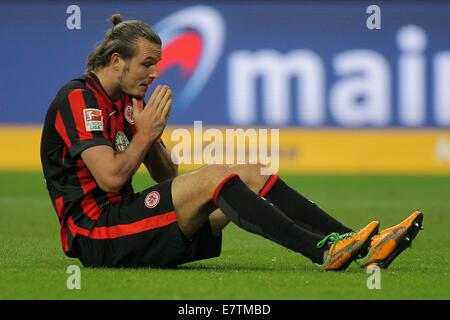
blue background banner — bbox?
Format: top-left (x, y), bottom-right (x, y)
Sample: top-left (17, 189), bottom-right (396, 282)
top-left (2, 1), bottom-right (450, 127)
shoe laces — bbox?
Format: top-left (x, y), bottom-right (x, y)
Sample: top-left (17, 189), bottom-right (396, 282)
top-left (317, 231), bottom-right (355, 250)
top-left (315, 232), bottom-right (355, 268)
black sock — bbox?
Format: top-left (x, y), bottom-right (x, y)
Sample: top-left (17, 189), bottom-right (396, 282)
top-left (213, 174), bottom-right (326, 263)
top-left (260, 175), bottom-right (353, 236)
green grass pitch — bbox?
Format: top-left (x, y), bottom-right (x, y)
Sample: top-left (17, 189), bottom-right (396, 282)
top-left (0, 171), bottom-right (449, 299)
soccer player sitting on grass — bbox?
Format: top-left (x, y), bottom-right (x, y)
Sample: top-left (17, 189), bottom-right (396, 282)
top-left (40, 14), bottom-right (423, 271)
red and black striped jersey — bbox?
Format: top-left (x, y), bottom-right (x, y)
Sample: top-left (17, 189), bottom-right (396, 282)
top-left (41, 72), bottom-right (140, 257)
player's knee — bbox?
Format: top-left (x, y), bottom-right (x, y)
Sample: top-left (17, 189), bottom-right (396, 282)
top-left (203, 164), bottom-right (234, 189)
top-left (228, 163), bottom-right (268, 192)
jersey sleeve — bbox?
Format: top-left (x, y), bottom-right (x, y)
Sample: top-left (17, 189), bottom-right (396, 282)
top-left (55, 88), bottom-right (112, 157)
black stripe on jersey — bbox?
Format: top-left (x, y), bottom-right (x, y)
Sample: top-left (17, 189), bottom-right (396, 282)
top-left (84, 75), bottom-right (98, 94)
top-left (68, 177), bottom-right (113, 230)
top-left (70, 207), bottom-right (97, 230)
top-left (58, 93), bottom-right (81, 148)
top-left (64, 220), bottom-right (77, 257)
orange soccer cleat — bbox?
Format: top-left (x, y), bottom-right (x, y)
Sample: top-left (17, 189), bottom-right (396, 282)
top-left (317, 221), bottom-right (380, 271)
top-left (360, 211), bottom-right (424, 270)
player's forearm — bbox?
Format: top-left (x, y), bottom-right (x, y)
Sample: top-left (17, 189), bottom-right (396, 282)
top-left (145, 139), bottom-right (178, 182)
top-left (101, 132), bottom-right (157, 192)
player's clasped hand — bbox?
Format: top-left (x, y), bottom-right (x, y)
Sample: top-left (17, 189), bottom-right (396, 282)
top-left (132, 85), bottom-right (172, 141)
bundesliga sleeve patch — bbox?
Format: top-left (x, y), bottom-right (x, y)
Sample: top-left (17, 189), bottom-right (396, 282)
top-left (83, 108), bottom-right (104, 131)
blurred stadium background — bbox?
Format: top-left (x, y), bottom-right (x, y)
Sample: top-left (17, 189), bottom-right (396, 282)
top-left (1, 1), bottom-right (450, 172)
top-left (1, 1), bottom-right (449, 299)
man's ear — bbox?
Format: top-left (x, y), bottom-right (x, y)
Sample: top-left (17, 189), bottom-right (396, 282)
top-left (110, 52), bottom-right (122, 72)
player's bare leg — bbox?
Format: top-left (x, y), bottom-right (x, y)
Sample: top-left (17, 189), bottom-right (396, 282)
top-left (208, 164), bottom-right (272, 236)
top-left (172, 164), bottom-right (268, 239)
top-left (209, 209), bottom-right (230, 237)
top-left (172, 163), bottom-right (349, 266)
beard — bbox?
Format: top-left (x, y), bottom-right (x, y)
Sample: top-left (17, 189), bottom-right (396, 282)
top-left (118, 62), bottom-right (144, 99)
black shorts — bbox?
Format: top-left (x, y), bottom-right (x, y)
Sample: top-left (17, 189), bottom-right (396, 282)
top-left (72, 179), bottom-right (222, 268)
